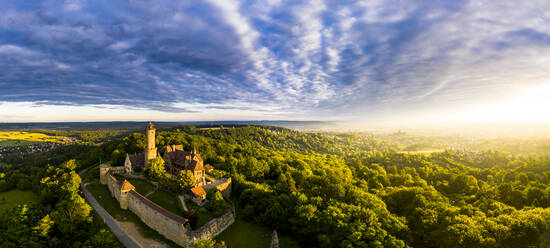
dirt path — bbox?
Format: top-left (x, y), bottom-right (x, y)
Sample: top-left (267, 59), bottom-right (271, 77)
top-left (178, 194), bottom-right (188, 211)
top-left (144, 186), bottom-right (158, 197)
top-left (117, 221), bottom-right (171, 248)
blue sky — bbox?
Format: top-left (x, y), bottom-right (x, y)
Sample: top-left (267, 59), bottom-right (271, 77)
top-left (1, 0), bottom-right (550, 123)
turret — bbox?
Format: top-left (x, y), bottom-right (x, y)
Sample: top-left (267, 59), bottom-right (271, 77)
top-left (119, 180), bottom-right (135, 210)
top-left (145, 122), bottom-right (157, 161)
top-left (99, 163), bottom-right (111, 184)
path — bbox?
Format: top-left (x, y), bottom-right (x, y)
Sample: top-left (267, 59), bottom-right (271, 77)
top-left (78, 165), bottom-right (142, 248)
top-left (144, 185), bottom-right (158, 197)
top-left (81, 182), bottom-right (142, 248)
top-left (117, 221), bottom-right (170, 248)
top-left (178, 194), bottom-right (188, 211)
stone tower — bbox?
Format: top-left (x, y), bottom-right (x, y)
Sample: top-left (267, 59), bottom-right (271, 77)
top-left (145, 122), bottom-right (157, 162)
top-left (99, 163), bottom-right (111, 185)
top-left (119, 180), bottom-right (135, 210)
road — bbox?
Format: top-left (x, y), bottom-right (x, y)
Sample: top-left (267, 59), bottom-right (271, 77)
top-left (79, 166), bottom-right (142, 248)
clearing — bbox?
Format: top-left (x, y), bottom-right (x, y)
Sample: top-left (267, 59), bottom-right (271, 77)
top-left (0, 189), bottom-right (39, 212)
top-left (217, 215), bottom-right (301, 248)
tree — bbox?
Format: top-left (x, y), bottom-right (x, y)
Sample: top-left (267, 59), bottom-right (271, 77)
top-left (205, 188), bottom-right (229, 213)
top-left (50, 195), bottom-right (92, 235)
top-left (177, 170), bottom-right (196, 191)
top-left (32, 214), bottom-right (54, 237)
top-left (40, 160), bottom-right (82, 204)
top-left (144, 156), bottom-right (167, 180)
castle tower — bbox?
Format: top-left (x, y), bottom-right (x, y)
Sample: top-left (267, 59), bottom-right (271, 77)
top-left (119, 180), bottom-right (135, 210)
top-left (99, 163), bottom-right (111, 185)
top-left (145, 122), bottom-right (157, 161)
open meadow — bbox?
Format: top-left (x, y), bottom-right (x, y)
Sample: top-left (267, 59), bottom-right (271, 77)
top-left (0, 131), bottom-right (65, 147)
top-left (0, 189), bottom-right (39, 212)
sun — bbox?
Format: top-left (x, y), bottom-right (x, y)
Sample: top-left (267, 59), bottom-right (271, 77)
top-left (466, 84), bottom-right (550, 123)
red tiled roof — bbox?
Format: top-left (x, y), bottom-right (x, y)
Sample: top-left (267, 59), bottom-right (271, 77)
top-left (167, 150), bottom-right (192, 167)
top-left (191, 186), bottom-right (206, 196)
top-left (121, 180), bottom-right (135, 191)
top-left (128, 153), bottom-right (145, 167)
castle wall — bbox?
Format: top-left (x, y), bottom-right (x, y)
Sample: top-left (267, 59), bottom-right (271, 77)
top-left (99, 164), bottom-right (235, 248)
top-left (203, 178), bottom-right (232, 199)
top-left (128, 191), bottom-right (189, 247)
top-left (106, 173), bottom-right (122, 201)
top-left (188, 209), bottom-right (235, 241)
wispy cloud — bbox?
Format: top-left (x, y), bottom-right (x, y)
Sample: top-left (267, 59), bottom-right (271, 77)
top-left (1, 0), bottom-right (550, 121)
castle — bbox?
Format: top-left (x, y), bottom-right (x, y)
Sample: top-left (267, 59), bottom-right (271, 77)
top-left (124, 122), bottom-right (207, 186)
top-left (100, 122), bottom-right (234, 247)
top-left (99, 165), bottom-right (234, 247)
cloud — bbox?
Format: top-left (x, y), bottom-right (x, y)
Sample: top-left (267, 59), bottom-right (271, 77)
top-left (1, 0), bottom-right (550, 121)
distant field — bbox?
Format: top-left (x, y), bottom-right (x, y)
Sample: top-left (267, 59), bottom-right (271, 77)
top-left (0, 189), bottom-right (39, 212)
top-left (0, 131), bottom-right (64, 147)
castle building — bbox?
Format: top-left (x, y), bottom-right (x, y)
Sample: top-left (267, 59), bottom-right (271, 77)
top-left (124, 123), bottom-right (207, 186)
top-left (164, 145), bottom-right (207, 186)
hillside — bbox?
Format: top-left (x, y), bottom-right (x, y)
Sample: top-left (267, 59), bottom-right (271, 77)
top-left (2, 125), bottom-right (550, 247)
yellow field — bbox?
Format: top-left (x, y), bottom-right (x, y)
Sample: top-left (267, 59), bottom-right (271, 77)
top-left (0, 131), bottom-right (64, 146)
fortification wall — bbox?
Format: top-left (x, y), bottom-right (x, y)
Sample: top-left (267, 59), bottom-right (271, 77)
top-left (189, 209), bottom-right (235, 241)
top-left (100, 164), bottom-right (125, 184)
top-left (98, 164), bottom-right (235, 248)
top-left (217, 178), bottom-right (231, 198)
top-left (128, 191), bottom-right (190, 247)
top-left (203, 177), bottom-right (232, 198)
top-left (106, 173), bottom-right (122, 201)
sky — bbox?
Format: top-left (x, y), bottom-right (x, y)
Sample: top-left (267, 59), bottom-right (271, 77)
top-left (1, 0), bottom-right (550, 123)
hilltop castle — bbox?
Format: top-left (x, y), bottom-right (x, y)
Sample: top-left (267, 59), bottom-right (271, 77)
top-left (124, 122), bottom-right (207, 186)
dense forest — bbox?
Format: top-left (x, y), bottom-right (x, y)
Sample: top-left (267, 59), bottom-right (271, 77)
top-left (2, 125), bottom-right (550, 247)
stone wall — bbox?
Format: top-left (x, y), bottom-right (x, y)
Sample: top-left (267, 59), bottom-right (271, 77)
top-left (202, 177), bottom-right (232, 198)
top-left (100, 163), bottom-right (125, 184)
top-left (128, 191), bottom-right (189, 246)
top-left (99, 164), bottom-right (235, 248)
top-left (189, 209), bottom-right (235, 241)
top-left (106, 173), bottom-right (122, 202)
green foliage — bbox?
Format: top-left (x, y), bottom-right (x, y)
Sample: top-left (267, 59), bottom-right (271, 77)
top-left (177, 170), bottom-right (196, 191)
top-left (207, 169), bottom-right (227, 179)
top-left (5, 125), bottom-right (550, 247)
top-left (0, 189), bottom-right (39, 212)
top-left (144, 156), bottom-right (167, 180)
top-left (191, 238), bottom-right (224, 247)
top-left (204, 188), bottom-right (229, 215)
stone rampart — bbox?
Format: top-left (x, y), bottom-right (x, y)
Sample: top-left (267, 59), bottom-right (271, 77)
top-left (128, 190), bottom-right (189, 246)
top-left (202, 177), bottom-right (232, 198)
top-left (189, 209), bottom-right (235, 241)
top-left (106, 173), bottom-right (122, 201)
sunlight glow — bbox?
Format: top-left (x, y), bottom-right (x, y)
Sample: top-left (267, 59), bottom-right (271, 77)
top-left (461, 83), bottom-right (550, 123)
